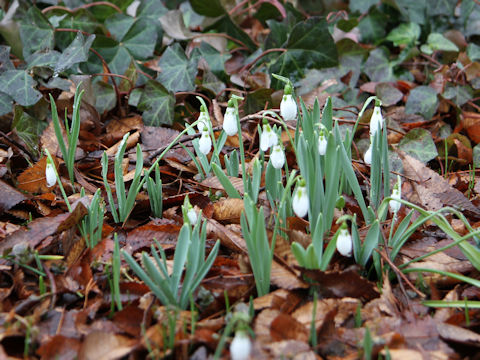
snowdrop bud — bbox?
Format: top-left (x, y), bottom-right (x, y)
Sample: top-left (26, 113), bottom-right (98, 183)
top-left (389, 175), bottom-right (402, 213)
top-left (292, 178), bottom-right (309, 218)
top-left (369, 99), bottom-right (383, 137)
top-left (230, 330), bottom-right (251, 360)
top-left (270, 144), bottom-right (285, 169)
top-left (223, 100), bottom-right (238, 136)
top-left (45, 160), bottom-right (57, 187)
top-left (318, 129), bottom-right (327, 156)
top-left (197, 105), bottom-right (211, 131)
top-left (260, 120), bottom-right (276, 152)
top-left (280, 83), bottom-right (297, 121)
top-left (336, 222), bottom-right (352, 257)
top-left (199, 127), bottom-right (211, 155)
top-left (187, 205), bottom-right (198, 225)
top-left (364, 143), bottom-right (372, 165)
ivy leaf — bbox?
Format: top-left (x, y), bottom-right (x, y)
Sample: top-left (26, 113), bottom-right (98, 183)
top-left (105, 13), bottom-right (135, 41)
top-left (269, 17), bottom-right (338, 87)
top-left (0, 92), bottom-right (13, 116)
top-left (244, 88), bottom-right (273, 115)
top-left (19, 7), bottom-right (54, 58)
top-left (386, 23), bottom-right (420, 46)
top-left (349, 0), bottom-right (378, 13)
top-left (138, 80), bottom-right (175, 126)
top-left (94, 81), bottom-right (117, 114)
top-left (405, 86), bottom-right (438, 119)
top-left (0, 46), bottom-right (14, 73)
top-left (192, 42), bottom-right (231, 81)
top-left (56, 10), bottom-right (99, 49)
top-left (207, 15), bottom-right (257, 51)
top-left (157, 43), bottom-right (198, 93)
top-left (358, 7), bottom-right (387, 43)
top-left (0, 70), bottom-right (42, 107)
top-left (12, 105), bottom-right (47, 158)
top-left (189, 0), bottom-right (226, 17)
top-left (55, 33), bottom-right (96, 74)
top-left (425, 33), bottom-right (459, 52)
top-left (443, 85), bottom-right (473, 106)
top-left (375, 83), bottom-right (403, 106)
top-left (398, 128), bottom-right (438, 163)
top-left (122, 18), bottom-right (157, 60)
top-left (26, 50), bottom-right (61, 69)
top-left (363, 48), bottom-right (393, 82)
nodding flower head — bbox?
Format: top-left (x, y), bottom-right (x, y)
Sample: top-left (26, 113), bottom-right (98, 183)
top-left (364, 143), bottom-right (372, 165)
top-left (280, 83), bottom-right (297, 121)
top-left (292, 177), bottom-right (309, 218)
top-left (223, 99), bottom-right (238, 136)
top-left (336, 222), bottom-right (352, 257)
top-left (270, 143), bottom-right (285, 169)
top-left (260, 119), bottom-right (278, 152)
top-left (187, 205), bottom-right (198, 225)
top-left (45, 159), bottom-right (56, 187)
top-left (198, 127), bottom-right (212, 155)
top-left (369, 99), bottom-right (383, 137)
top-left (197, 104), bottom-right (211, 132)
top-left (230, 330), bottom-right (252, 360)
top-left (318, 127), bottom-right (328, 156)
top-left (389, 175), bottom-right (402, 213)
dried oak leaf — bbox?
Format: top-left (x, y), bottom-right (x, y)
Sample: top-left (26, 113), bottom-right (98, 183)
top-left (0, 179), bottom-right (27, 214)
top-left (399, 151), bottom-right (480, 217)
top-left (16, 156), bottom-right (59, 194)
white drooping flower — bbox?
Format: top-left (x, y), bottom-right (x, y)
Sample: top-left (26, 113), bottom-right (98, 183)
top-left (230, 330), bottom-right (252, 360)
top-left (336, 223), bottom-right (352, 257)
top-left (292, 178), bottom-right (309, 218)
top-left (187, 205), bottom-right (198, 225)
top-left (369, 100), bottom-right (383, 137)
top-left (45, 160), bottom-right (57, 187)
top-left (198, 127), bottom-right (212, 155)
top-left (223, 101), bottom-right (238, 136)
top-left (318, 129), bottom-right (328, 156)
top-left (197, 105), bottom-right (211, 131)
top-left (389, 175), bottom-right (402, 213)
top-left (280, 83), bottom-right (297, 120)
top-left (364, 143), bottom-right (372, 165)
top-left (260, 121), bottom-right (278, 152)
top-left (270, 144), bottom-right (285, 169)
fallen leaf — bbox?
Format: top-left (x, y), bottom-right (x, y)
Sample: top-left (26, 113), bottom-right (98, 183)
top-left (78, 331), bottom-right (136, 360)
top-left (17, 156), bottom-right (59, 194)
top-left (212, 198), bottom-right (244, 222)
top-left (0, 179), bottom-right (27, 214)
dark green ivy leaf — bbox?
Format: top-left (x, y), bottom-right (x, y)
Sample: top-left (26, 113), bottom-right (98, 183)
top-left (405, 86), bottom-right (438, 120)
top-left (122, 18), bottom-right (157, 60)
top-left (0, 46), bottom-right (14, 73)
top-left (442, 85), bottom-right (473, 106)
top-left (26, 50), bottom-right (61, 69)
top-left (206, 15), bottom-right (257, 51)
top-left (398, 128), bottom-right (438, 163)
top-left (192, 42), bottom-right (231, 82)
top-left (157, 43), bottom-right (198, 93)
top-left (55, 33), bottom-right (96, 74)
top-left (0, 92), bottom-right (13, 116)
top-left (105, 13), bottom-right (135, 41)
top-left (0, 70), bottom-right (42, 107)
top-left (138, 80), bottom-right (175, 126)
top-left (189, 0), bottom-right (226, 17)
top-left (363, 48), bottom-right (393, 82)
top-left (12, 105), bottom-right (47, 158)
top-left (19, 7), bottom-right (54, 58)
top-left (94, 81), bottom-right (116, 114)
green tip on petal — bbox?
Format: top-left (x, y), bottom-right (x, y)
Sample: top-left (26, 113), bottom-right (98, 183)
top-left (262, 118), bottom-right (269, 125)
top-left (374, 98), bottom-right (381, 107)
top-left (284, 82), bottom-right (293, 95)
top-left (200, 104), bottom-right (207, 112)
top-left (227, 99), bottom-right (235, 107)
top-left (340, 221), bottom-right (348, 230)
top-left (298, 177), bottom-right (306, 187)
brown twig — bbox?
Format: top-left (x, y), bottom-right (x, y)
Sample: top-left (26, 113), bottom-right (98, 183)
top-left (237, 48), bottom-right (286, 74)
top-left (42, 1), bottom-right (122, 14)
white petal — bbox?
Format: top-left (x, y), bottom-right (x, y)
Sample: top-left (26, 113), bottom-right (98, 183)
top-left (318, 135), bottom-right (327, 155)
top-left (337, 229), bottom-right (352, 257)
top-left (270, 145), bottom-right (285, 169)
top-left (260, 125), bottom-right (271, 152)
top-left (230, 331), bottom-right (252, 360)
top-left (280, 94), bottom-right (297, 120)
top-left (199, 131), bottom-right (211, 155)
top-left (268, 130), bottom-right (278, 148)
top-left (292, 186), bottom-right (309, 218)
top-left (369, 105), bottom-right (383, 137)
top-left (364, 144), bottom-right (372, 165)
top-left (197, 111), bottom-right (210, 131)
top-left (389, 186), bottom-right (402, 213)
top-left (223, 107), bottom-right (237, 136)
top-left (187, 208), bottom-right (198, 225)
top-left (45, 163), bottom-right (57, 187)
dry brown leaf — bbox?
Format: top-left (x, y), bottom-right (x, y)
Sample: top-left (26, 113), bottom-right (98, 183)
top-left (0, 179), bottom-right (27, 214)
top-left (293, 298), bottom-right (359, 330)
top-left (201, 175), bottom-right (244, 194)
top-left (462, 111), bottom-right (480, 144)
top-left (270, 313), bottom-right (309, 342)
top-left (105, 130), bottom-right (140, 156)
top-left (17, 156), bottom-right (59, 194)
top-left (212, 198), bottom-right (244, 222)
top-left (437, 322), bottom-right (480, 346)
top-left (263, 340), bottom-right (315, 360)
top-left (253, 289), bottom-right (302, 312)
top-left (270, 261), bottom-right (308, 290)
top-left (400, 152), bottom-right (480, 216)
top-left (254, 308), bottom-right (281, 343)
top-left (78, 331), bottom-right (136, 360)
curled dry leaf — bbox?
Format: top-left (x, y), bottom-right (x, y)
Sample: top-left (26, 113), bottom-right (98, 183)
top-left (0, 179), bottom-right (27, 214)
top-left (17, 156), bottom-right (59, 194)
top-left (462, 111), bottom-right (480, 144)
top-left (212, 198), bottom-right (244, 222)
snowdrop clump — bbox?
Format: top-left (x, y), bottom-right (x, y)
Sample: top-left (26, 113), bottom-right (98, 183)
top-left (45, 160), bottom-right (57, 187)
top-left (389, 175), bottom-right (402, 213)
top-left (260, 120), bottom-right (278, 152)
top-left (198, 127), bottom-right (212, 155)
top-left (223, 100), bottom-right (238, 136)
top-left (230, 330), bottom-right (252, 360)
top-left (292, 178), bottom-right (309, 218)
top-left (336, 222), bottom-right (352, 257)
top-left (280, 82), bottom-right (297, 121)
top-left (270, 143), bottom-right (285, 169)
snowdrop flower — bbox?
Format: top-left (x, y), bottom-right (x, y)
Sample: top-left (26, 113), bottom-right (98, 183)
top-left (280, 83), bottom-right (297, 121)
top-left (389, 175), bottom-right (402, 213)
top-left (318, 128), bottom-right (328, 156)
top-left (198, 127), bottom-right (212, 155)
top-left (364, 143), bottom-right (372, 165)
top-left (260, 120), bottom-right (278, 152)
top-left (369, 99), bottom-right (383, 137)
top-left (230, 330), bottom-right (252, 360)
top-left (270, 143), bottom-right (285, 169)
top-left (187, 205), bottom-right (198, 225)
top-left (292, 178), bottom-right (309, 218)
top-left (45, 160), bottom-right (57, 187)
top-left (197, 105), bottom-right (211, 131)
top-left (223, 100), bottom-right (238, 136)
top-left (336, 222), bottom-right (352, 257)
